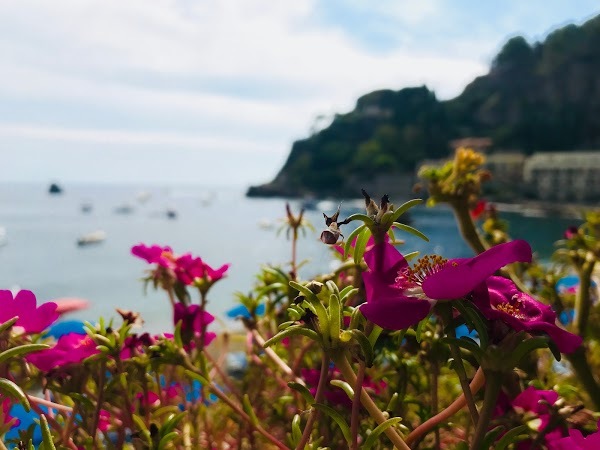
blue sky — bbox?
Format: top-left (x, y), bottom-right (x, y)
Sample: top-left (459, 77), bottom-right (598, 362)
top-left (1, 1), bottom-right (599, 187)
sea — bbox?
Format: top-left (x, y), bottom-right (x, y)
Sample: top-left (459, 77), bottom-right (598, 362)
top-left (0, 183), bottom-right (581, 334)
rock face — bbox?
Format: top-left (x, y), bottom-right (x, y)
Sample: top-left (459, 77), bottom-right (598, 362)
top-left (248, 15), bottom-right (600, 198)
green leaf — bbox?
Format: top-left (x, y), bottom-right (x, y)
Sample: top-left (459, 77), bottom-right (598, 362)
top-left (289, 281), bottom-right (319, 303)
top-left (453, 300), bottom-right (489, 349)
top-left (131, 414), bottom-right (152, 445)
top-left (288, 382), bottom-right (315, 405)
top-left (312, 403), bottom-right (351, 444)
top-left (481, 425), bottom-right (505, 450)
top-left (184, 370), bottom-right (210, 386)
top-left (243, 394), bottom-right (259, 426)
top-left (362, 417), bottom-right (403, 450)
top-left (263, 326), bottom-right (320, 347)
top-left (440, 337), bottom-right (482, 359)
top-left (0, 316), bottom-right (18, 333)
top-left (392, 222), bottom-right (429, 242)
top-left (0, 378), bottom-right (30, 411)
top-left (353, 227), bottom-right (371, 266)
top-left (39, 414), bottom-right (56, 450)
top-left (0, 343), bottom-right (49, 365)
top-left (159, 411), bottom-right (187, 437)
top-left (495, 425), bottom-right (529, 450)
top-left (158, 431), bottom-right (180, 450)
top-left (339, 286), bottom-right (358, 303)
top-left (343, 213), bottom-right (375, 228)
top-left (343, 224), bottom-right (367, 258)
top-left (329, 380), bottom-right (354, 400)
top-left (389, 199), bottom-right (423, 224)
top-left (416, 313), bottom-right (432, 343)
top-left (368, 324), bottom-right (383, 348)
top-left (346, 329), bottom-right (374, 367)
top-left (508, 337), bottom-right (549, 367)
top-left (329, 294), bottom-right (342, 346)
top-left (291, 414), bottom-right (302, 447)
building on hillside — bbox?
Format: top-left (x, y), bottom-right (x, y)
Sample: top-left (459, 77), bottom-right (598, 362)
top-left (485, 152), bottom-right (527, 184)
top-left (524, 152), bottom-right (600, 202)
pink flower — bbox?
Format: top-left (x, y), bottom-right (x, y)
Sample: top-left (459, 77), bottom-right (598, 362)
top-left (512, 386), bottom-right (558, 415)
top-left (27, 333), bottom-right (99, 372)
top-left (132, 243), bottom-right (230, 286)
top-left (0, 290), bottom-right (58, 334)
top-left (174, 254), bottom-right (230, 286)
top-left (549, 421), bottom-right (600, 450)
top-left (360, 240), bottom-right (532, 330)
top-left (474, 277), bottom-right (582, 353)
top-left (173, 304), bottom-right (217, 347)
top-left (120, 333), bottom-right (155, 359)
top-left (1, 397), bottom-right (18, 427)
top-left (131, 244), bottom-right (175, 268)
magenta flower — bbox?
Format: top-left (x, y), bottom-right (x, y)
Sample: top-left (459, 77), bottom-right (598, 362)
top-left (27, 333), bottom-right (99, 372)
top-left (131, 244), bottom-right (175, 268)
top-left (512, 386), bottom-right (558, 415)
top-left (132, 243), bottom-right (230, 287)
top-left (0, 290), bottom-right (58, 334)
top-left (474, 277), bottom-right (582, 353)
top-left (120, 333), bottom-right (156, 359)
top-left (174, 254), bottom-right (230, 286)
top-left (548, 421), bottom-right (600, 450)
top-left (360, 240), bottom-right (532, 330)
top-left (173, 304), bottom-right (217, 347)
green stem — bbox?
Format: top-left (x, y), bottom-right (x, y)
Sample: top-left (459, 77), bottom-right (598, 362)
top-left (470, 372), bottom-right (502, 450)
top-left (575, 259), bottom-right (595, 337)
top-left (335, 355), bottom-right (410, 450)
top-left (440, 304), bottom-right (479, 426)
top-left (296, 353), bottom-right (329, 450)
top-left (566, 346), bottom-right (600, 410)
top-left (350, 361), bottom-right (366, 450)
top-left (450, 200), bottom-right (486, 254)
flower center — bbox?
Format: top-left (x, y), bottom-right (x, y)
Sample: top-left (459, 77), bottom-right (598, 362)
top-left (395, 255), bottom-right (448, 288)
top-left (495, 302), bottom-right (525, 319)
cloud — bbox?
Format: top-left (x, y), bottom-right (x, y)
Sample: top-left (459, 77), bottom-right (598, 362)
top-left (0, 1), bottom-right (598, 183)
top-left (0, 123), bottom-right (279, 153)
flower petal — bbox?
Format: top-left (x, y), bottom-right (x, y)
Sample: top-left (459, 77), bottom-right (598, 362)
top-left (360, 297), bottom-right (432, 330)
top-left (422, 240), bottom-right (532, 300)
top-left (364, 242), bottom-right (408, 283)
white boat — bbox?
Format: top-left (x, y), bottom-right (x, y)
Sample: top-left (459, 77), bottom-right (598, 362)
top-left (77, 230), bottom-right (106, 247)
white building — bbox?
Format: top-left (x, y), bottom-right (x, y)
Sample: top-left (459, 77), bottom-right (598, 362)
top-left (524, 152), bottom-right (600, 201)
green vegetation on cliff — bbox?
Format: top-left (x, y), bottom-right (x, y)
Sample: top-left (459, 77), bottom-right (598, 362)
top-left (248, 14), bottom-right (600, 198)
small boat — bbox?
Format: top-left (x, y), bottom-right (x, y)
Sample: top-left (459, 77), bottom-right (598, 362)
top-left (166, 209), bottom-right (177, 219)
top-left (48, 183), bottom-right (63, 194)
top-left (114, 204), bottom-right (134, 215)
top-left (81, 202), bottom-right (93, 214)
top-left (77, 230), bottom-right (106, 247)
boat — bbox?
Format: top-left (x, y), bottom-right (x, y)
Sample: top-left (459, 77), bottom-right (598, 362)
top-left (81, 202), bottom-right (93, 214)
top-left (114, 204), bottom-right (134, 215)
top-left (166, 209), bottom-right (177, 219)
top-left (77, 230), bottom-right (106, 247)
top-left (48, 183), bottom-right (63, 194)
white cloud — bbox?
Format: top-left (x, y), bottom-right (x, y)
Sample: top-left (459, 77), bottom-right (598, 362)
top-left (0, 0), bottom-right (596, 183)
top-left (0, 123), bottom-right (279, 153)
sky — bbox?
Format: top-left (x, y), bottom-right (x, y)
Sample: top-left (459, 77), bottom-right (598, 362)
top-left (1, 0), bottom-right (599, 187)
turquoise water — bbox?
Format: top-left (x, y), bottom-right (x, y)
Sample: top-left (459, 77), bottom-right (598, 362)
top-left (0, 183), bottom-right (580, 334)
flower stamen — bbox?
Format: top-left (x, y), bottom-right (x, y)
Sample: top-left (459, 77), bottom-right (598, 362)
top-left (396, 255), bottom-right (448, 288)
